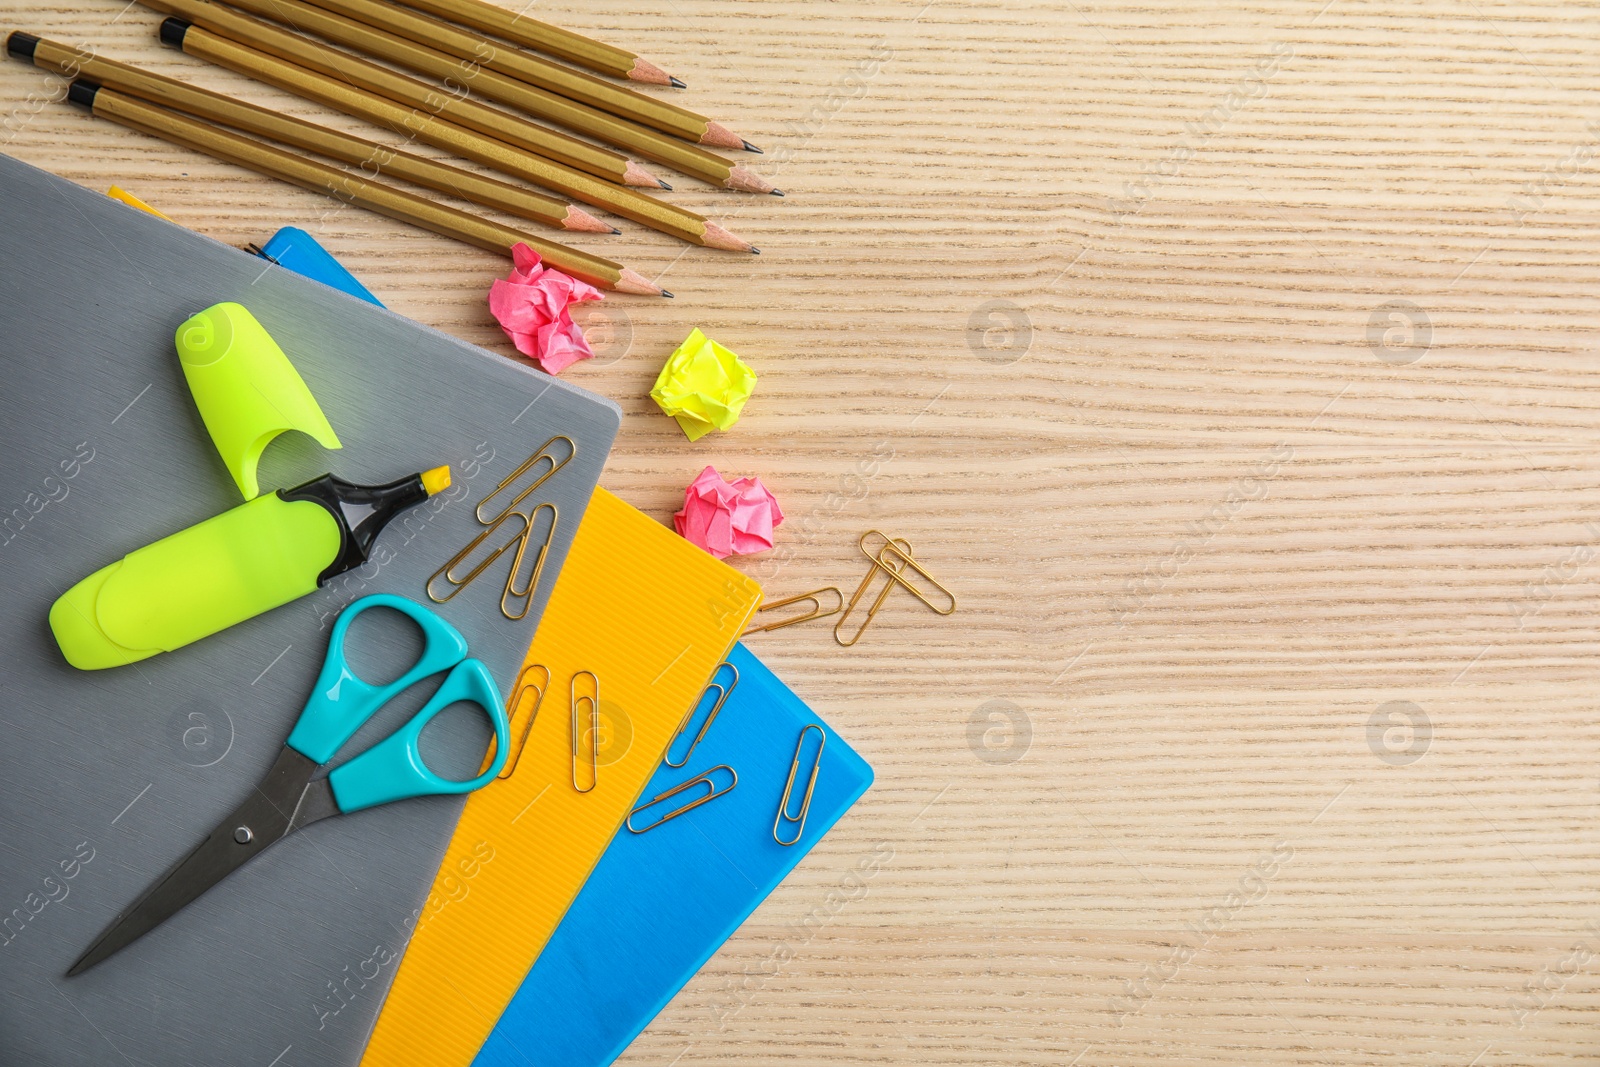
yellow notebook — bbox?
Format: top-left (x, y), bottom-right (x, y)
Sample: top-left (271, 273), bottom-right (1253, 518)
top-left (106, 184), bottom-right (173, 220)
top-left (358, 487), bottom-right (761, 1067)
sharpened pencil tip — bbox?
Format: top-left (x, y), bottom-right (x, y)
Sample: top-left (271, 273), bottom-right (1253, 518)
top-left (670, 76), bottom-right (687, 88)
top-left (770, 188), bottom-right (785, 197)
top-left (661, 289), bottom-right (674, 298)
top-left (750, 246), bottom-right (761, 255)
top-left (611, 227), bottom-right (621, 234)
top-left (658, 180), bottom-right (673, 190)
top-left (741, 139), bottom-right (763, 154)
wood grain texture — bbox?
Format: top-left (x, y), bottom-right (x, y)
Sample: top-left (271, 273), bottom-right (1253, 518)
top-left (5, 0), bottom-right (1600, 1063)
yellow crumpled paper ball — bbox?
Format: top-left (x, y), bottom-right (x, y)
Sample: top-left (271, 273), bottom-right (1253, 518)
top-left (649, 327), bottom-right (756, 442)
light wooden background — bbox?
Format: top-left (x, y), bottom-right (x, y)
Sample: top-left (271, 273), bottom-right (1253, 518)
top-left (6, 0), bottom-right (1600, 1063)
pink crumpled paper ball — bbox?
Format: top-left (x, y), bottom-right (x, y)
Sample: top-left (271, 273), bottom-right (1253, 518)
top-left (487, 242), bottom-right (603, 375)
top-left (673, 465), bottom-right (785, 559)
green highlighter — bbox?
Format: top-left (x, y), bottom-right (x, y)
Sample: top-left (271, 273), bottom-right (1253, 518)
top-left (49, 302), bottom-right (450, 670)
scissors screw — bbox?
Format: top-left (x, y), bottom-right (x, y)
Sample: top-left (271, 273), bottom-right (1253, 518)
top-left (233, 826), bottom-right (254, 844)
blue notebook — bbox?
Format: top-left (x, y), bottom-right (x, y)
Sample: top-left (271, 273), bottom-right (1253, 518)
top-left (471, 642), bottom-right (874, 1067)
top-left (257, 226), bottom-right (384, 306)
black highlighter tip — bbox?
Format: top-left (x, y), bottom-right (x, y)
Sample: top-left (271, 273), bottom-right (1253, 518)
top-left (6, 31), bottom-right (40, 61)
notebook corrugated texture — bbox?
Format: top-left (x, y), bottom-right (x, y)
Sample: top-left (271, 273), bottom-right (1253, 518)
top-left (358, 488), bottom-right (762, 1067)
top-left (0, 151), bottom-right (620, 1067)
top-left (473, 641), bottom-right (875, 1067)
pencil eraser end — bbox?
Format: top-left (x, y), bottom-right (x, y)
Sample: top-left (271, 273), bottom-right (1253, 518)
top-left (421, 465), bottom-right (451, 496)
top-left (6, 32), bottom-right (39, 61)
top-left (159, 18), bottom-right (190, 48)
top-left (66, 80), bottom-right (97, 109)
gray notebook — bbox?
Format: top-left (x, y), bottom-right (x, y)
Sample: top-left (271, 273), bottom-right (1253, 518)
top-left (0, 152), bottom-right (620, 1066)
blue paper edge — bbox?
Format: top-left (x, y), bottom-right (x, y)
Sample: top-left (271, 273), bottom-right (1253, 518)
top-left (260, 226), bottom-right (385, 307)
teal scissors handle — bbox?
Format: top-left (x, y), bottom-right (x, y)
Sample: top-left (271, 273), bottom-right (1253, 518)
top-left (286, 594), bottom-right (470, 764)
top-left (283, 594), bottom-right (511, 812)
top-left (327, 656), bottom-right (508, 812)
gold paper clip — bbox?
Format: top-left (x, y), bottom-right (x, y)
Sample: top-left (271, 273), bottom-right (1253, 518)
top-left (570, 669), bottom-right (599, 793)
top-left (476, 435), bottom-right (575, 525)
top-left (834, 538), bottom-right (912, 647)
top-left (626, 764), bottom-right (738, 834)
top-left (501, 502), bottom-right (558, 621)
top-left (480, 663), bottom-right (550, 779)
top-left (773, 724), bottom-right (825, 846)
top-left (425, 510), bottom-right (529, 604)
top-left (744, 587), bottom-right (844, 636)
top-left (859, 530), bottom-right (957, 615)
top-left (664, 661), bottom-right (738, 769)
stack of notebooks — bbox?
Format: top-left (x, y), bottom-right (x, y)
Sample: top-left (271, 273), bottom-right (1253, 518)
top-left (0, 155), bottom-right (872, 1067)
top-left (362, 491), bottom-right (875, 1067)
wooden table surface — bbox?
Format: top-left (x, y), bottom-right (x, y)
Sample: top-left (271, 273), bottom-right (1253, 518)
top-left (6, 0), bottom-right (1600, 1063)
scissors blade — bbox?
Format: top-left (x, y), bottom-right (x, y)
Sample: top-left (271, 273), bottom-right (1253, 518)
top-left (67, 746), bottom-right (329, 976)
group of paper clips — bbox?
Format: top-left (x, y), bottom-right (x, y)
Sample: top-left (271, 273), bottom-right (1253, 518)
top-left (480, 661), bottom-right (606, 793)
top-left (426, 435), bottom-right (573, 620)
top-left (625, 660), bottom-right (739, 834)
top-left (482, 658), bottom-right (829, 843)
top-left (742, 529), bottom-right (957, 647)
top-left (622, 663), bottom-right (827, 846)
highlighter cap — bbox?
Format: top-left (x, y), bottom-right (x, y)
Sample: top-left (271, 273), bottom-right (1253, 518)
top-left (175, 301), bottom-right (341, 499)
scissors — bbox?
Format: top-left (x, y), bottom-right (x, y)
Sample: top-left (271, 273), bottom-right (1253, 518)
top-left (68, 594), bottom-right (510, 976)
